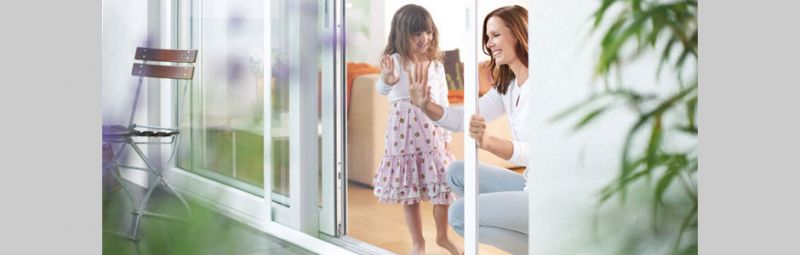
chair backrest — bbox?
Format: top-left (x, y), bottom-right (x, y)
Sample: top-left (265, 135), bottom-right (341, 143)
top-left (131, 47), bottom-right (198, 79)
top-left (127, 47), bottom-right (198, 127)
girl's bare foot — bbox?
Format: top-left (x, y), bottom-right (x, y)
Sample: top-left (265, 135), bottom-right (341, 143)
top-left (436, 237), bottom-right (462, 255)
top-left (411, 241), bottom-right (425, 255)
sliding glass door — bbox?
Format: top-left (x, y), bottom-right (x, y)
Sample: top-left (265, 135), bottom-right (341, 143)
top-left (176, 0), bottom-right (270, 198)
top-left (171, 0), bottom-right (345, 248)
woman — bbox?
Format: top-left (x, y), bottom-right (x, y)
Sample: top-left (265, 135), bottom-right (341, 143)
top-left (408, 5), bottom-right (530, 255)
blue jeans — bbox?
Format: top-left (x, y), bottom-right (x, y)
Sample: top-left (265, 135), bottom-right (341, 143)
top-left (447, 160), bottom-right (529, 255)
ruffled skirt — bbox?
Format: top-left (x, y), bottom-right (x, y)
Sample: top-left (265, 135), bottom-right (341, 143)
top-left (372, 99), bottom-right (455, 205)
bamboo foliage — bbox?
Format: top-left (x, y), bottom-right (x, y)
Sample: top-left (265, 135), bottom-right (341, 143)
top-left (555, 0), bottom-right (698, 254)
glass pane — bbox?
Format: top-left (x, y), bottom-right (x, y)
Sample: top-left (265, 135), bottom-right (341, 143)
top-left (174, 0), bottom-right (334, 208)
top-left (269, 0), bottom-right (292, 200)
top-left (266, 0), bottom-right (328, 205)
top-left (177, 0), bottom-right (284, 197)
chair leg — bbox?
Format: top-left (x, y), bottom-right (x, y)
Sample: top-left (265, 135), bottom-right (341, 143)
top-left (103, 141), bottom-right (143, 242)
top-left (159, 134), bottom-right (192, 217)
top-left (158, 174), bottom-right (193, 218)
top-left (106, 135), bottom-right (194, 242)
top-left (127, 141), bottom-right (159, 240)
top-left (103, 228), bottom-right (140, 242)
top-left (125, 138), bottom-right (192, 240)
top-left (130, 173), bottom-right (160, 240)
top-left (108, 143), bottom-right (136, 208)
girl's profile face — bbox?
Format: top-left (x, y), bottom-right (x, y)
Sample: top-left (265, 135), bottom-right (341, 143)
top-left (485, 16), bottom-right (519, 66)
top-left (410, 30), bottom-right (433, 56)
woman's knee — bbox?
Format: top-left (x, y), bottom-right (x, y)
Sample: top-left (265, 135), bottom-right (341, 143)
top-left (446, 160), bottom-right (465, 188)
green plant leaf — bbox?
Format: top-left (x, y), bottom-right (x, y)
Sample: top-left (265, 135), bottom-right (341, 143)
top-left (657, 37), bottom-right (678, 77)
top-left (681, 243), bottom-right (699, 255)
top-left (654, 165), bottom-right (676, 206)
top-left (575, 0), bottom-right (699, 252)
top-left (619, 113), bottom-right (649, 193)
top-left (675, 203), bottom-right (698, 253)
top-left (645, 114), bottom-right (663, 172)
top-left (645, 13), bottom-right (666, 48)
top-left (593, 0), bottom-right (620, 28)
top-left (599, 157), bottom-right (650, 205)
top-left (550, 93), bottom-right (607, 122)
top-left (686, 94), bottom-right (698, 130)
top-left (574, 107), bottom-right (608, 130)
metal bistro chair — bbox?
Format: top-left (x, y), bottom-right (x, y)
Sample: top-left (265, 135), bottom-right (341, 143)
top-left (102, 47), bottom-right (197, 241)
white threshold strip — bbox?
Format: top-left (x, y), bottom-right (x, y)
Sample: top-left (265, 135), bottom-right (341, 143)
top-left (320, 235), bottom-right (396, 255)
top-left (160, 167), bottom-right (357, 255)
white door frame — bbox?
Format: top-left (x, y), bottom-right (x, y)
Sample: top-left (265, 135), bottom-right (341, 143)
top-left (462, 1), bottom-right (481, 254)
top-left (286, 0), bottom-right (320, 235)
top-left (527, 2), bottom-right (534, 254)
top-left (319, 0), bottom-right (347, 237)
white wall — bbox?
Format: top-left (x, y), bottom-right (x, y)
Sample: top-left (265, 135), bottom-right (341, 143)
top-left (345, 0), bottom-right (384, 63)
top-left (528, 0), bottom-right (693, 254)
top-left (102, 0), bottom-right (153, 187)
top-left (102, 0), bottom-right (149, 126)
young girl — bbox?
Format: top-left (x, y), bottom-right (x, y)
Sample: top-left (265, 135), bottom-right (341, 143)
top-left (372, 4), bottom-right (460, 255)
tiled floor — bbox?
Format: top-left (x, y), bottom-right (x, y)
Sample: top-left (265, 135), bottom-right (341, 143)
top-left (102, 181), bottom-right (314, 255)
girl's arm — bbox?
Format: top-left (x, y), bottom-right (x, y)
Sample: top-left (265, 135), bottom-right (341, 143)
top-left (410, 63), bottom-right (504, 132)
top-left (409, 62), bottom-right (449, 124)
top-left (427, 85), bottom-right (506, 132)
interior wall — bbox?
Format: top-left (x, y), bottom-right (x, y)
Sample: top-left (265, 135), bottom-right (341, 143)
top-left (344, 0), bottom-right (384, 64)
top-left (102, 0), bottom-right (155, 187)
top-left (528, 0), bottom-right (695, 253)
top-left (102, 0), bottom-right (151, 126)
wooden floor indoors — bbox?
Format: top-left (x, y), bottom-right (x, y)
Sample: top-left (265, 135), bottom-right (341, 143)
top-left (347, 182), bottom-right (512, 255)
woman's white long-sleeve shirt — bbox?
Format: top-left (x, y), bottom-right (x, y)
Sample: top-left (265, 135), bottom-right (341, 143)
top-left (433, 78), bottom-right (530, 167)
top-left (376, 53), bottom-right (452, 142)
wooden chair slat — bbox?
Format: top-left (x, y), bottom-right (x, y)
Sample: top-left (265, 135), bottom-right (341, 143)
top-left (131, 64), bottom-right (195, 80)
top-left (135, 47), bottom-right (198, 63)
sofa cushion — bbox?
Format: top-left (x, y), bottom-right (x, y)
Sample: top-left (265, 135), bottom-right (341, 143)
top-left (346, 62), bottom-right (380, 115)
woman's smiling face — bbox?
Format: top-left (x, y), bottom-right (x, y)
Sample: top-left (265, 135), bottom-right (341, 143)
top-left (485, 16), bottom-right (519, 66)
